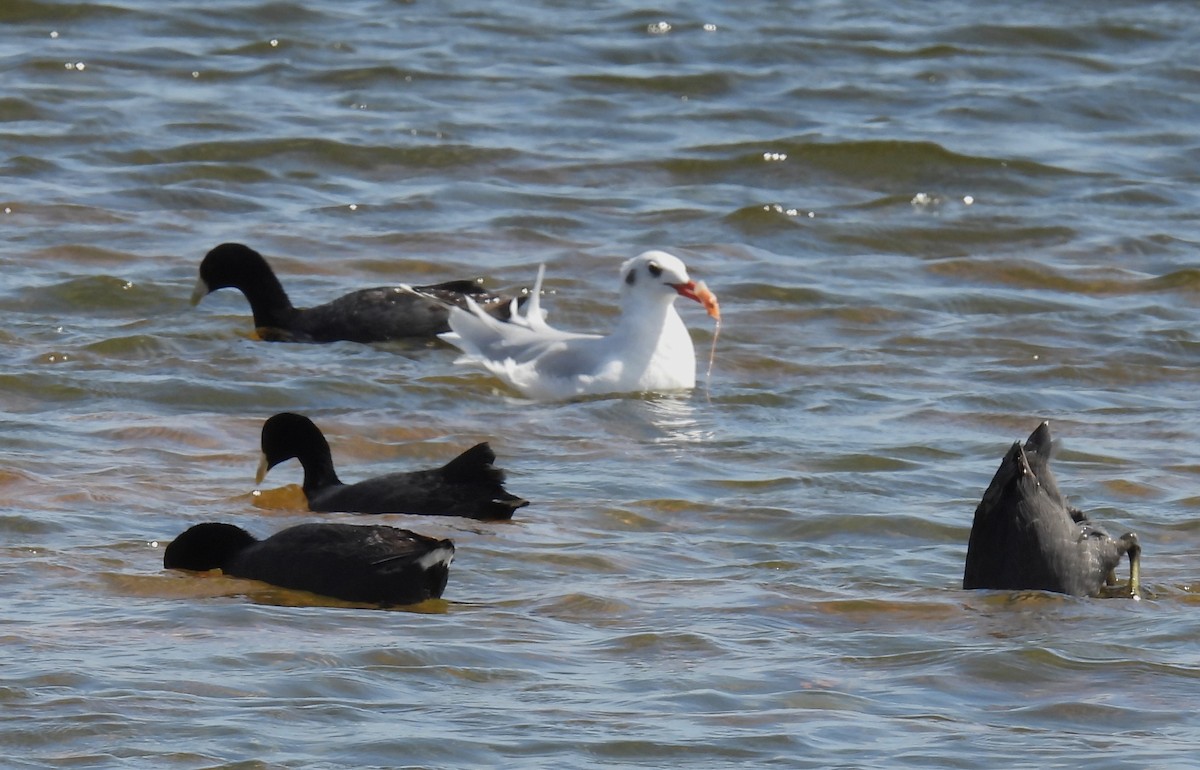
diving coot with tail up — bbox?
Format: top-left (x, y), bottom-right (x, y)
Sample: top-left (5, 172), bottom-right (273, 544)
top-left (192, 242), bottom-right (522, 343)
top-left (163, 522), bottom-right (454, 606)
top-left (963, 421), bottom-right (1141, 597)
top-left (257, 412), bottom-right (529, 520)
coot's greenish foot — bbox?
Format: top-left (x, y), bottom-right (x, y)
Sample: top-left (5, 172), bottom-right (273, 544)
top-left (256, 412), bottom-right (529, 520)
top-left (193, 242), bottom-right (522, 343)
top-left (963, 421), bottom-right (1141, 598)
top-left (1098, 533), bottom-right (1142, 598)
top-left (164, 522), bottom-right (454, 606)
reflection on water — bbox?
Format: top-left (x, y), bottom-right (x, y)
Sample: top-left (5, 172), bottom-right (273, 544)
top-left (250, 484), bottom-right (309, 512)
top-left (114, 566), bottom-right (455, 613)
top-left (586, 395), bottom-right (711, 445)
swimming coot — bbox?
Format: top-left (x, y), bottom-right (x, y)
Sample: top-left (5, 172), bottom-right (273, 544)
top-left (192, 242), bottom-right (522, 343)
top-left (163, 521), bottom-right (454, 605)
top-left (963, 422), bottom-right (1141, 597)
top-left (257, 412), bottom-right (529, 520)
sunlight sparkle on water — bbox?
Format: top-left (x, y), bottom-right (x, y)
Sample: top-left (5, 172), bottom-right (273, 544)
top-left (763, 203), bottom-right (813, 218)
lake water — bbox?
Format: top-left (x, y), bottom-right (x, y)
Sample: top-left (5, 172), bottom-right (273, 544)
top-left (4, 1), bottom-right (1200, 767)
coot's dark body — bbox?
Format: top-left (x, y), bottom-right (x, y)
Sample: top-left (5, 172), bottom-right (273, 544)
top-left (259, 412), bottom-right (529, 520)
top-left (164, 522), bottom-right (454, 606)
top-left (193, 242), bottom-right (521, 343)
top-left (963, 422), bottom-right (1140, 597)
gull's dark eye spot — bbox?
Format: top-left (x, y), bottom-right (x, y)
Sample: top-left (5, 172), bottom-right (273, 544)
top-left (647, 263), bottom-right (662, 278)
top-left (625, 269), bottom-right (637, 286)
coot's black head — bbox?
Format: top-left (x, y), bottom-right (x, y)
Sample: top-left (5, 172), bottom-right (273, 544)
top-left (192, 242), bottom-right (288, 304)
top-left (257, 412), bottom-right (336, 484)
top-left (198, 243), bottom-right (269, 291)
top-left (164, 522), bottom-right (257, 571)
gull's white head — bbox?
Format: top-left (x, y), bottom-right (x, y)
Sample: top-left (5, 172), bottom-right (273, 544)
top-left (618, 250), bottom-right (699, 304)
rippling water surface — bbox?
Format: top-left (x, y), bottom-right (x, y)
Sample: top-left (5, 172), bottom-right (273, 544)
top-left (4, 1), bottom-right (1200, 767)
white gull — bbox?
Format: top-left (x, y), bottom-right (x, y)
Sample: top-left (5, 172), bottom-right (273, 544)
top-left (440, 251), bottom-right (719, 400)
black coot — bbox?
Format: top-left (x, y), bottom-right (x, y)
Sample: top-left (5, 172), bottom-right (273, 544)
top-left (963, 421), bottom-right (1140, 597)
top-left (164, 522), bottom-right (454, 605)
top-left (257, 412), bottom-right (529, 520)
top-left (192, 242), bottom-right (522, 342)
